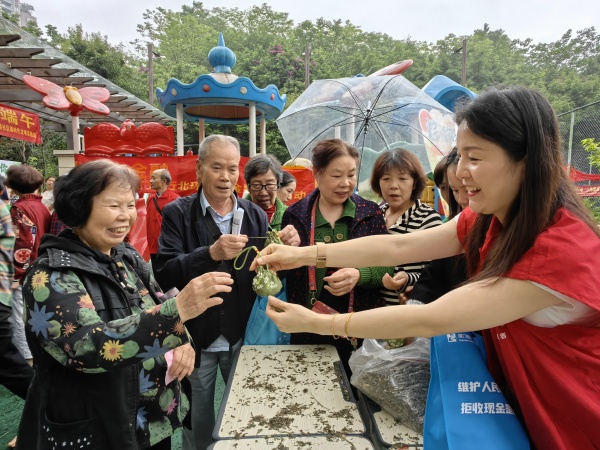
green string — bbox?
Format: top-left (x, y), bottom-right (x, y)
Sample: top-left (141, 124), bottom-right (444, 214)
top-left (233, 246), bottom-right (261, 271)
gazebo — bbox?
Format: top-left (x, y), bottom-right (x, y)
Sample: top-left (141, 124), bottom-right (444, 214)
top-left (156, 33), bottom-right (286, 156)
top-left (0, 16), bottom-right (172, 175)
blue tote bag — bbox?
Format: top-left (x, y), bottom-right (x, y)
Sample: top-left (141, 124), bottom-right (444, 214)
top-left (424, 332), bottom-right (530, 450)
top-left (243, 280), bottom-right (290, 345)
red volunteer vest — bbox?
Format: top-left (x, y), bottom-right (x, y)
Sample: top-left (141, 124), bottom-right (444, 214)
top-left (457, 207), bottom-right (600, 449)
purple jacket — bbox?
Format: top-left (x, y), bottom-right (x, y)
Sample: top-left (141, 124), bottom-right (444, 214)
top-left (282, 188), bottom-right (388, 312)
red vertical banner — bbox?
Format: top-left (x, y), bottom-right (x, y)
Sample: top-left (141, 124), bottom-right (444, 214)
top-left (234, 156), bottom-right (250, 197)
top-left (0, 104), bottom-right (42, 144)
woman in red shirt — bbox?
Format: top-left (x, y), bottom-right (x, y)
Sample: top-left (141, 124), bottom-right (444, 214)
top-left (253, 86), bottom-right (600, 449)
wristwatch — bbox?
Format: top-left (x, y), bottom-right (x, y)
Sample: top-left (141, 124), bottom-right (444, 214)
top-left (316, 242), bottom-right (327, 269)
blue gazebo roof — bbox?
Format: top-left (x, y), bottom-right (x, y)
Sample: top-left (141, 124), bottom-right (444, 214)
top-left (156, 33), bottom-right (286, 124)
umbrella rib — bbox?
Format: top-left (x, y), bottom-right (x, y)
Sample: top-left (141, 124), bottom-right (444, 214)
top-left (367, 120), bottom-right (389, 148)
top-left (368, 75), bottom-right (402, 110)
top-left (367, 103), bottom-right (417, 122)
top-left (342, 86), bottom-right (368, 111)
top-left (353, 120), bottom-right (368, 143)
top-left (328, 115), bottom-right (366, 130)
top-left (279, 76), bottom-right (447, 161)
top-left (377, 119), bottom-right (446, 157)
top-left (327, 78), bottom-right (368, 111)
top-left (324, 104), bottom-right (366, 119)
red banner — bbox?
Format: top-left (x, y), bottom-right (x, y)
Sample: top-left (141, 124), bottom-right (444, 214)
top-left (0, 103), bottom-right (42, 144)
top-left (74, 155), bottom-right (316, 203)
top-left (569, 166), bottom-right (600, 183)
top-left (566, 166), bottom-right (600, 197)
top-left (279, 166), bottom-right (315, 205)
top-left (75, 154), bottom-right (199, 196)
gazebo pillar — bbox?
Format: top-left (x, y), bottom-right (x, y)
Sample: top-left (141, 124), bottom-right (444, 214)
top-left (260, 116), bottom-right (266, 154)
top-left (53, 149), bottom-right (77, 176)
top-left (249, 101), bottom-right (256, 157)
top-left (176, 103), bottom-right (184, 156)
top-left (71, 116), bottom-right (80, 153)
top-left (199, 118), bottom-right (205, 144)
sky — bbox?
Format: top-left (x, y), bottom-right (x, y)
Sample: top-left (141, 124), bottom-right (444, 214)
top-left (26, 0), bottom-right (600, 51)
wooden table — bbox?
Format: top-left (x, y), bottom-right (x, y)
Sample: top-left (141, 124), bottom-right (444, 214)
top-left (357, 392), bottom-right (423, 449)
top-left (209, 435), bottom-right (375, 449)
top-left (214, 345), bottom-right (366, 440)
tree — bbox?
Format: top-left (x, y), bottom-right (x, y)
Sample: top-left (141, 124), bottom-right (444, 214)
top-left (1, 12), bottom-right (19, 25)
top-left (581, 138), bottom-right (600, 221)
top-left (60, 25), bottom-right (125, 79)
top-left (44, 24), bottom-right (65, 48)
top-left (128, 4), bottom-right (600, 160)
top-left (22, 20), bottom-right (43, 38)
top-left (0, 121), bottom-right (66, 177)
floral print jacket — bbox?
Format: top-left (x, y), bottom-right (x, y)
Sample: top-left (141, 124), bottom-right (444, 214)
top-left (18, 231), bottom-right (189, 450)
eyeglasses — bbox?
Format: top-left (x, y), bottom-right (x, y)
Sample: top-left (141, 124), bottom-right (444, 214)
top-left (249, 183), bottom-right (279, 192)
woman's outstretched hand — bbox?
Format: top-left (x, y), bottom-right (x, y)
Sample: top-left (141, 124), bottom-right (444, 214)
top-left (265, 296), bottom-right (320, 334)
top-left (250, 244), bottom-right (311, 272)
top-left (176, 272), bottom-right (233, 323)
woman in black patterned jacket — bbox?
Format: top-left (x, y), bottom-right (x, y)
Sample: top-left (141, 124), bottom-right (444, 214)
top-left (17, 160), bottom-right (232, 450)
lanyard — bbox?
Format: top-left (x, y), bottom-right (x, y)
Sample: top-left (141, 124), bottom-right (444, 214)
top-left (307, 196), bottom-right (355, 313)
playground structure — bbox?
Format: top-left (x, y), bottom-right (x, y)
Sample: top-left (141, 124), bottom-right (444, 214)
top-left (8, 18), bottom-right (480, 248)
top-left (157, 33), bottom-right (286, 156)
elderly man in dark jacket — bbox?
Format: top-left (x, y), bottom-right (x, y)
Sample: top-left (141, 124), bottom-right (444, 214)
top-left (154, 135), bottom-right (268, 450)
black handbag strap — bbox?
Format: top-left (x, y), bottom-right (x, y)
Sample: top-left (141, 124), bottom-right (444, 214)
top-left (152, 196), bottom-right (163, 216)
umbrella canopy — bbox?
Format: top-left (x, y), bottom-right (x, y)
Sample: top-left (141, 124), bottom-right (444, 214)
top-left (276, 75), bottom-right (456, 194)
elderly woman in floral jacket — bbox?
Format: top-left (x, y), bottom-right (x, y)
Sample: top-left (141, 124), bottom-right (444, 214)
top-left (17, 160), bottom-right (232, 450)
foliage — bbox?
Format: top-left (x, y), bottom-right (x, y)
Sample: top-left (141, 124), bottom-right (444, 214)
top-left (0, 121), bottom-right (65, 177)
top-left (42, 24), bottom-right (147, 100)
top-left (21, 6), bottom-right (600, 170)
top-left (581, 138), bottom-right (600, 221)
top-left (22, 19), bottom-right (43, 38)
top-left (582, 138), bottom-right (600, 168)
top-left (583, 198), bottom-right (600, 223)
top-left (1, 12), bottom-right (19, 25)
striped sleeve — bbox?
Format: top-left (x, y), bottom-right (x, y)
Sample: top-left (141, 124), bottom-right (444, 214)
top-left (380, 202), bottom-right (442, 304)
top-left (0, 201), bottom-right (15, 307)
